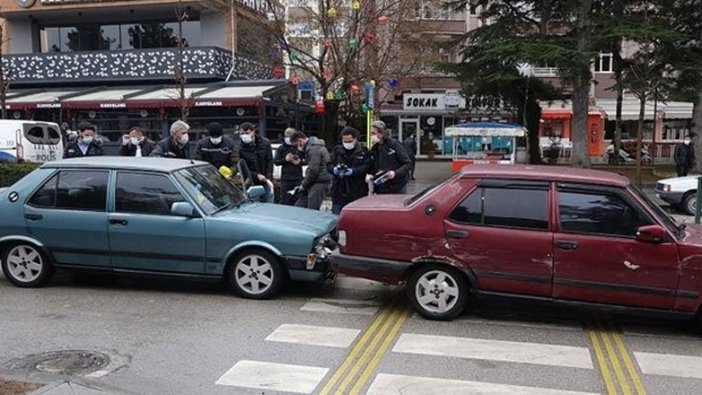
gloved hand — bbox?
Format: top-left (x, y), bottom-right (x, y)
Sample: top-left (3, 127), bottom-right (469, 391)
top-left (333, 166), bottom-right (342, 176)
top-left (344, 168), bottom-right (354, 177)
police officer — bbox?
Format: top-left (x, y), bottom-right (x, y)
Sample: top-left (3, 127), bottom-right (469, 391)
top-left (150, 120), bottom-right (190, 159)
top-left (365, 120), bottom-right (412, 194)
top-left (63, 121), bottom-right (103, 158)
top-left (328, 127), bottom-right (370, 214)
top-left (194, 122), bottom-right (239, 171)
top-left (274, 128), bottom-right (304, 205)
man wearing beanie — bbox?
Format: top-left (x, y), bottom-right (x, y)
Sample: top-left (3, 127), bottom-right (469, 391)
top-left (366, 120), bottom-right (413, 194)
top-left (194, 122), bottom-right (240, 172)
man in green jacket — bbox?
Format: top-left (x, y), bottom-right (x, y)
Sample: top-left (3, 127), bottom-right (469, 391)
top-left (290, 131), bottom-right (332, 210)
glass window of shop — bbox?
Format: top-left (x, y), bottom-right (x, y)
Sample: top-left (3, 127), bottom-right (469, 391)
top-left (419, 115), bottom-right (444, 155)
top-left (40, 21), bottom-right (201, 52)
top-left (70, 110), bottom-right (163, 142)
top-left (166, 107), bottom-right (260, 140)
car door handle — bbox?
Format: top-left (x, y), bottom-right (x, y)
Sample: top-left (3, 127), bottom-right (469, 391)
top-left (446, 230), bottom-right (469, 239)
top-left (556, 241), bottom-right (578, 250)
top-left (109, 219), bottom-right (128, 226)
top-left (25, 213), bottom-right (43, 221)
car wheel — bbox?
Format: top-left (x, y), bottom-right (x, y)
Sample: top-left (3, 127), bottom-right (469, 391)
top-left (407, 264), bottom-right (468, 321)
top-left (1, 243), bottom-right (54, 288)
top-left (227, 249), bottom-right (284, 300)
top-left (684, 193), bottom-right (697, 216)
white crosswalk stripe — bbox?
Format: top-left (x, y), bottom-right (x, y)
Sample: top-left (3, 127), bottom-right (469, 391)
top-left (393, 333), bottom-right (594, 369)
top-left (367, 373), bottom-right (600, 395)
top-left (300, 297), bottom-right (381, 315)
top-left (215, 360), bottom-right (328, 394)
top-left (634, 351), bottom-right (702, 380)
top-left (265, 323), bottom-right (360, 348)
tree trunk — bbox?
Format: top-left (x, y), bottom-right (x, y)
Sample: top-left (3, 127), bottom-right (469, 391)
top-left (636, 96), bottom-right (646, 187)
top-left (613, 41), bottom-right (624, 166)
top-left (570, 0), bottom-right (592, 168)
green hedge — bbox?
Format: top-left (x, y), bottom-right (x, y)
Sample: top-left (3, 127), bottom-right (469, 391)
top-left (0, 162), bottom-right (42, 187)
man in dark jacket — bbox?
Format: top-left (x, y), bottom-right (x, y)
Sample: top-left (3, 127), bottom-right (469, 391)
top-left (194, 122), bottom-right (239, 171)
top-left (674, 134), bottom-right (696, 176)
top-left (328, 127), bottom-right (370, 214)
top-left (366, 120), bottom-right (412, 194)
top-left (290, 131), bottom-right (332, 210)
top-left (403, 133), bottom-right (417, 180)
top-left (238, 122), bottom-right (274, 203)
top-left (274, 128), bottom-right (304, 205)
top-left (63, 121), bottom-right (103, 158)
top-left (150, 120), bottom-right (190, 159)
top-left (119, 126), bottom-right (156, 157)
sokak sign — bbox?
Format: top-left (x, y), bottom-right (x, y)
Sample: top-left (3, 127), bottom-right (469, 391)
top-left (403, 94), bottom-right (446, 111)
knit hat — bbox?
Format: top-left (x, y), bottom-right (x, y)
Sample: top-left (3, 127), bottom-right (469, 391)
top-left (372, 121), bottom-right (386, 133)
top-left (207, 122), bottom-right (223, 137)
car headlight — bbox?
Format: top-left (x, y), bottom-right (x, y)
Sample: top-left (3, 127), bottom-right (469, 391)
top-left (338, 230), bottom-right (347, 247)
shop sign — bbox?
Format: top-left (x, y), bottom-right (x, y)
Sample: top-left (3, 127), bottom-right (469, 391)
top-left (36, 103), bottom-right (61, 109)
top-left (100, 103), bottom-right (126, 108)
top-left (195, 101), bottom-right (223, 107)
top-left (403, 93), bottom-right (466, 111)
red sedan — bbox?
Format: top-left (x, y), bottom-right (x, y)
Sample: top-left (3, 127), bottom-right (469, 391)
top-left (331, 165), bottom-right (702, 323)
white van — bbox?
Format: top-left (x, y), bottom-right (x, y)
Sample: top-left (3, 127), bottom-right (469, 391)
top-left (0, 120), bottom-right (63, 162)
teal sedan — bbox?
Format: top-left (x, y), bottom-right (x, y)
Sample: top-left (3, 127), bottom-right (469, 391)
top-left (0, 157), bottom-right (337, 299)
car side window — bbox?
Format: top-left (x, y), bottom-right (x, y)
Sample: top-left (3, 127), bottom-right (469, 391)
top-left (558, 190), bottom-right (653, 237)
top-left (115, 172), bottom-right (186, 216)
top-left (28, 174), bottom-right (58, 208)
top-left (55, 170), bottom-right (109, 211)
top-left (449, 186), bottom-right (549, 230)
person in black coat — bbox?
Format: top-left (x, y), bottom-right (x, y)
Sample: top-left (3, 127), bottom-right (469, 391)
top-left (366, 121), bottom-right (413, 194)
top-left (328, 127), bottom-right (370, 214)
top-left (63, 121), bottom-right (103, 159)
top-left (194, 122), bottom-right (240, 171)
top-left (238, 122), bottom-right (274, 203)
top-left (674, 134), bottom-right (696, 176)
top-left (274, 128), bottom-right (305, 205)
top-left (119, 126), bottom-right (156, 157)
top-left (150, 120), bottom-right (191, 159)
top-left (403, 133), bottom-right (417, 180)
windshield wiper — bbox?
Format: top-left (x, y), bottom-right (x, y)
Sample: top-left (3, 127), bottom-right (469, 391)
top-left (213, 202), bottom-right (238, 214)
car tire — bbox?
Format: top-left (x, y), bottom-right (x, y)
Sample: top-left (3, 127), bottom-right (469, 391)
top-left (407, 264), bottom-right (469, 321)
top-left (684, 193), bottom-right (697, 216)
top-left (1, 243), bottom-right (54, 288)
top-left (227, 249), bottom-right (285, 300)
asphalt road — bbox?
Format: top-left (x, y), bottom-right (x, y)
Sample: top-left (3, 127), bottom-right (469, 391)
top-left (1, 269), bottom-right (702, 395)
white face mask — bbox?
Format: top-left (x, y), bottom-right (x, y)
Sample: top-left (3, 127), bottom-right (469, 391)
top-left (130, 137), bottom-right (142, 145)
top-left (179, 133), bottom-right (189, 145)
top-left (343, 141), bottom-right (356, 150)
top-left (210, 136), bottom-right (223, 145)
top-left (81, 136), bottom-right (94, 144)
top-left (684, 139), bottom-right (691, 145)
top-left (285, 137), bottom-right (292, 145)
top-left (241, 134), bottom-right (253, 144)
top-left (371, 135), bottom-right (380, 144)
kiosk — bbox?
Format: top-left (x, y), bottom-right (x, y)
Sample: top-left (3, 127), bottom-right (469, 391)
top-left (446, 122), bottom-right (526, 172)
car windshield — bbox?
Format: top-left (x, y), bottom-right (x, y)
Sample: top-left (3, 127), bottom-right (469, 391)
top-left (175, 165), bottom-right (246, 215)
top-left (405, 173), bottom-right (458, 207)
top-left (629, 184), bottom-right (682, 238)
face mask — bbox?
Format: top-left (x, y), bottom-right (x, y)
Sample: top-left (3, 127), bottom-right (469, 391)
top-left (684, 139), bottom-right (691, 146)
top-left (241, 134), bottom-right (253, 144)
top-left (130, 137), bottom-right (142, 145)
top-left (81, 136), bottom-right (94, 144)
top-left (179, 134), bottom-right (189, 145)
top-left (284, 137), bottom-right (292, 145)
top-left (343, 141), bottom-right (356, 150)
top-left (371, 135), bottom-right (380, 144)
top-left (210, 136), bottom-right (223, 145)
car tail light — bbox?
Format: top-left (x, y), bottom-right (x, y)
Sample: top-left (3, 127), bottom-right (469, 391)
top-left (338, 230), bottom-right (347, 247)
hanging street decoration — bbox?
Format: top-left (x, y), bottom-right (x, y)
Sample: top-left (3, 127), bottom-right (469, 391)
top-left (349, 38), bottom-right (359, 49)
top-left (323, 69), bottom-right (332, 81)
top-left (315, 99), bottom-right (326, 114)
top-left (378, 15), bottom-right (388, 25)
top-left (335, 90), bottom-right (345, 100)
top-left (350, 84), bottom-right (361, 95)
top-left (352, 1), bottom-right (360, 11)
top-left (324, 38), bottom-right (333, 47)
top-left (290, 74), bottom-right (300, 85)
top-left (388, 78), bottom-right (400, 89)
top-left (363, 31), bottom-right (376, 43)
top-left (327, 7), bottom-right (337, 18)
top-left (326, 91), bottom-right (335, 101)
top-left (272, 65), bottom-right (284, 79)
top-left (290, 51), bottom-right (299, 61)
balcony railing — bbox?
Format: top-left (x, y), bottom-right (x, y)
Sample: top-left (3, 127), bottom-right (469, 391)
top-left (1, 47), bottom-right (273, 86)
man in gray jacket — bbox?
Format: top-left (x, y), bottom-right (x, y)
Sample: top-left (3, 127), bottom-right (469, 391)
top-left (290, 131), bottom-right (332, 210)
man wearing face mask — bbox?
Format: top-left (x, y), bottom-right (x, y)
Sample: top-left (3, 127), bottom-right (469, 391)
top-left (327, 127), bottom-right (370, 214)
top-left (274, 128), bottom-right (305, 205)
top-left (674, 133), bottom-right (697, 176)
top-left (238, 122), bottom-right (274, 203)
top-left (119, 127), bottom-right (156, 157)
top-left (150, 120), bottom-right (191, 159)
top-left (63, 121), bottom-right (104, 159)
top-left (365, 120), bottom-right (412, 194)
top-left (194, 122), bottom-right (240, 171)
top-left (290, 131), bottom-right (332, 210)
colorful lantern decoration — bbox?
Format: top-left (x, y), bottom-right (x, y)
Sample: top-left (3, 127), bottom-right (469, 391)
top-left (352, 1), bottom-right (360, 11)
top-left (323, 69), bottom-right (332, 81)
top-left (327, 7), bottom-right (337, 18)
top-left (349, 38), bottom-right (359, 49)
top-left (335, 90), bottom-right (345, 100)
top-left (315, 99), bottom-right (326, 114)
top-left (290, 74), bottom-right (300, 85)
top-left (363, 31), bottom-right (376, 43)
top-left (362, 103), bottom-right (369, 113)
top-left (272, 65), bottom-right (284, 79)
top-left (326, 91), bottom-right (335, 100)
top-left (290, 51), bottom-right (299, 61)
top-left (388, 78), bottom-right (400, 89)
top-left (324, 38), bottom-right (333, 47)
top-left (350, 84), bottom-right (361, 95)
top-left (378, 15), bottom-right (388, 25)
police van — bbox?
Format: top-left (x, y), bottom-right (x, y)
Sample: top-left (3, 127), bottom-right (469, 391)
top-left (0, 120), bottom-right (63, 162)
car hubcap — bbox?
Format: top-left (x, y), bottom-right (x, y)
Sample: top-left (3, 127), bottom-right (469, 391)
top-left (7, 245), bottom-right (43, 283)
top-left (415, 270), bottom-right (460, 314)
top-left (235, 255), bottom-right (273, 295)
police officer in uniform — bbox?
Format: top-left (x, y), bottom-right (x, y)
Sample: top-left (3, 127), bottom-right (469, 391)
top-left (194, 122), bottom-right (239, 171)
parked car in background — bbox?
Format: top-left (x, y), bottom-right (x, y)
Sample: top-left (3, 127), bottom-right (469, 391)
top-left (656, 175), bottom-right (699, 215)
top-left (0, 120), bottom-right (63, 162)
top-left (0, 157), bottom-right (337, 299)
top-left (333, 165), bottom-right (702, 327)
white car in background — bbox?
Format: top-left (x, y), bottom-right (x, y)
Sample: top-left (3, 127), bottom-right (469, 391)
top-left (655, 175), bottom-right (701, 215)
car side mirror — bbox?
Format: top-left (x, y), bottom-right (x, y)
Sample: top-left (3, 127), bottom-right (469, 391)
top-left (171, 201), bottom-right (197, 218)
top-left (246, 185), bottom-right (266, 199)
top-left (636, 225), bottom-right (668, 244)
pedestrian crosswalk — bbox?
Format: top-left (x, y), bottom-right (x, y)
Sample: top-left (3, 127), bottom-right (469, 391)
top-left (214, 295), bottom-right (702, 394)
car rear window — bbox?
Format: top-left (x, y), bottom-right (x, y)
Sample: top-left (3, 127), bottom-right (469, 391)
top-left (450, 185), bottom-right (549, 230)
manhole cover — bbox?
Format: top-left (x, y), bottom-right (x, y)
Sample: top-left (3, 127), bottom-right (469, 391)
top-left (5, 350), bottom-right (110, 376)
